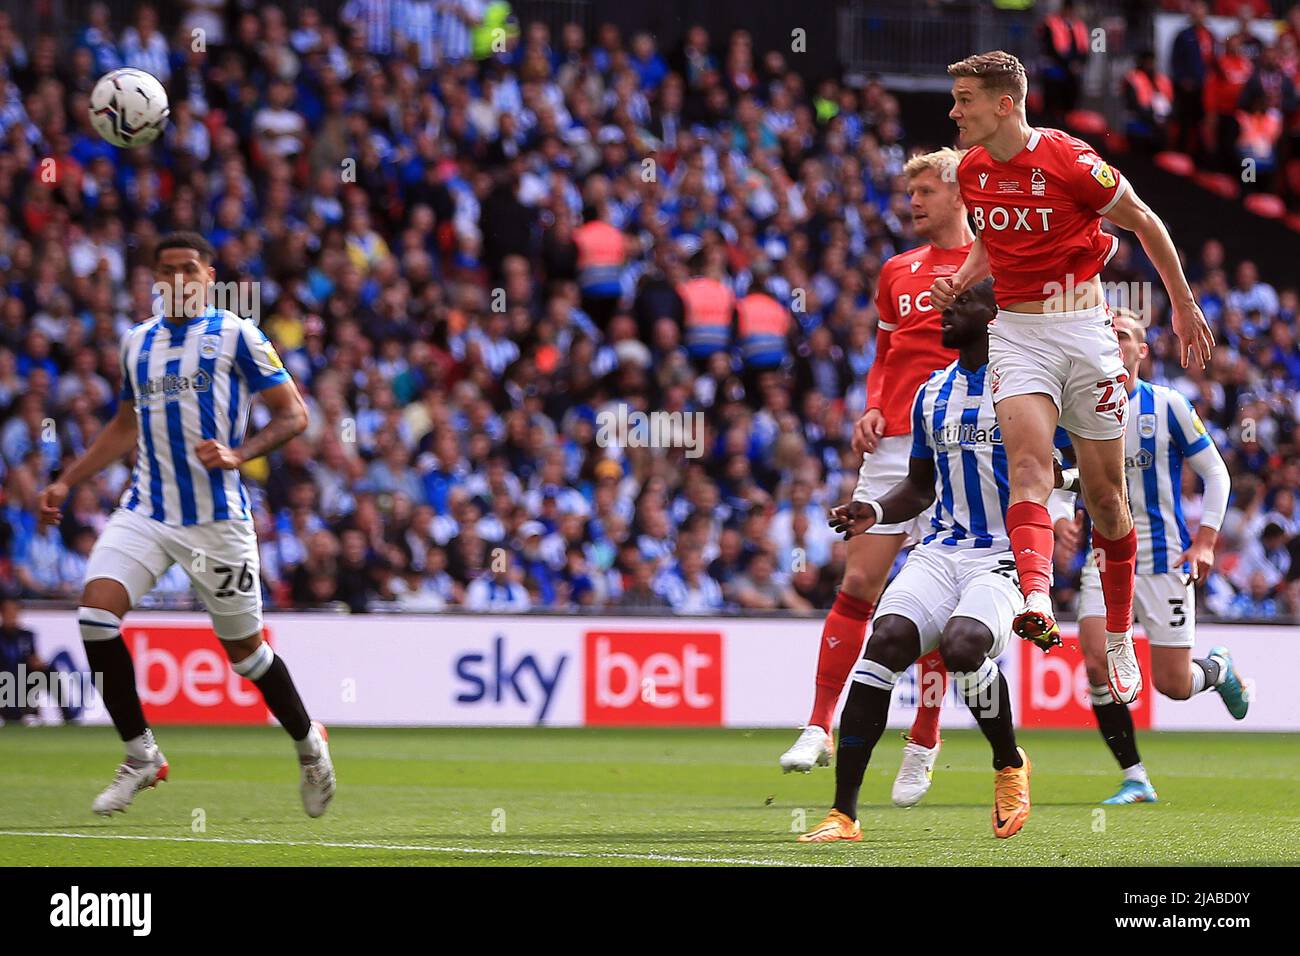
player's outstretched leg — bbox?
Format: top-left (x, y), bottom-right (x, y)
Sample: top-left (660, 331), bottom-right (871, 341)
top-left (1078, 612), bottom-right (1157, 803)
top-left (223, 636), bottom-right (335, 817)
top-left (79, 581), bottom-right (170, 816)
top-left (892, 650), bottom-right (947, 808)
top-left (1151, 645), bottom-right (1249, 719)
top-left (799, 617), bottom-right (919, 843)
top-left (939, 620), bottom-right (1029, 839)
top-left (1092, 526), bottom-right (1141, 703)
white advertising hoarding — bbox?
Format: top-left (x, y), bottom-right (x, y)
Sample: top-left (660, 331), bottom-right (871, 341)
top-left (19, 610), bottom-right (1298, 731)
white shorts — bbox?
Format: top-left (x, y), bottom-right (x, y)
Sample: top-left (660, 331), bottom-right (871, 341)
top-left (1078, 557), bottom-right (1194, 648)
top-left (872, 544), bottom-right (1021, 659)
top-left (988, 304), bottom-right (1129, 441)
top-left (852, 434), bottom-right (931, 541)
top-left (85, 508), bottom-right (264, 640)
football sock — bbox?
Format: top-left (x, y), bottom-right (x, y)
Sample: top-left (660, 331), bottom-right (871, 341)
top-left (832, 659), bottom-right (896, 819)
top-left (1122, 761), bottom-right (1151, 785)
top-left (233, 646), bottom-right (312, 743)
top-left (1093, 526), bottom-right (1138, 634)
top-left (908, 650), bottom-right (947, 748)
top-left (808, 591), bottom-right (874, 732)
top-left (1006, 501), bottom-right (1054, 597)
top-left (1090, 682), bottom-right (1141, 770)
top-left (79, 607), bottom-right (148, 744)
top-left (1191, 657), bottom-right (1223, 694)
top-left (954, 659), bottom-right (1021, 770)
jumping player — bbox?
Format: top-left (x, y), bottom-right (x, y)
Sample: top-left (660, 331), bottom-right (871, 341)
top-left (799, 279), bottom-right (1066, 843)
top-left (931, 51), bottom-right (1214, 705)
top-left (36, 232), bottom-right (337, 818)
top-left (1060, 308), bottom-right (1248, 804)
top-left (781, 149), bottom-right (973, 808)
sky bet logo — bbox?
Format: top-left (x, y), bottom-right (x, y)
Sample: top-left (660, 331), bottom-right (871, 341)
top-left (454, 636), bottom-right (567, 723)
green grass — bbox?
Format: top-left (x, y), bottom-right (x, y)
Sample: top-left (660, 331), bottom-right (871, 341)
top-left (0, 726), bottom-right (1296, 866)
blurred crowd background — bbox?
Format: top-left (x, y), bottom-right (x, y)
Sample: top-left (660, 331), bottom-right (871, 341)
top-left (0, 0), bottom-right (1297, 620)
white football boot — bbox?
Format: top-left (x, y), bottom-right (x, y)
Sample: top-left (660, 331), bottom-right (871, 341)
top-left (779, 726), bottom-right (833, 773)
top-left (1106, 629), bottom-right (1143, 704)
top-left (92, 743), bottom-right (169, 816)
top-left (299, 721), bottom-right (336, 818)
top-left (892, 736), bottom-right (941, 807)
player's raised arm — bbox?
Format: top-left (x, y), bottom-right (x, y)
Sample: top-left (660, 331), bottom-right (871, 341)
top-left (1102, 187), bottom-right (1215, 369)
top-left (37, 394), bottom-right (138, 530)
top-left (930, 235), bottom-right (988, 311)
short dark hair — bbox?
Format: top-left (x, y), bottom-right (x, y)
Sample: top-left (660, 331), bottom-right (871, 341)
top-left (154, 231), bottom-right (215, 263)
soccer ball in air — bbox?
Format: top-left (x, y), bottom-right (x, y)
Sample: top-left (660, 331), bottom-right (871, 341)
top-left (89, 68), bottom-right (169, 148)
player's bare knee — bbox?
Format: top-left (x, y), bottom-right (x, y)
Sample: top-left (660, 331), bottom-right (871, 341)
top-left (1007, 458), bottom-right (1053, 503)
top-left (80, 578), bottom-right (131, 618)
top-left (864, 616), bottom-right (919, 673)
top-left (220, 633), bottom-right (264, 663)
top-left (840, 565), bottom-right (884, 602)
top-left (938, 620), bottom-right (991, 673)
top-left (1084, 487), bottom-right (1129, 537)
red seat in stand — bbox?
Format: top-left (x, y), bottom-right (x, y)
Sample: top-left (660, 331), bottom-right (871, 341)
top-left (1154, 151), bottom-right (1195, 177)
top-left (1243, 192), bottom-right (1286, 219)
top-left (1192, 171), bottom-right (1240, 200)
top-left (1066, 109), bottom-right (1108, 137)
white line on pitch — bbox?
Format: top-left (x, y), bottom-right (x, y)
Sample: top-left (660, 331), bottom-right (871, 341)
top-left (0, 830), bottom-right (822, 867)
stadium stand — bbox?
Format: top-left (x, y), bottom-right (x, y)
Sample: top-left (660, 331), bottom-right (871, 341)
top-left (0, 1), bottom-right (1297, 621)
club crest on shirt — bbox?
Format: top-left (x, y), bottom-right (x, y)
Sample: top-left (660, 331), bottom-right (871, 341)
top-left (1031, 168), bottom-right (1046, 196)
top-left (1138, 413), bottom-right (1156, 438)
top-left (199, 334), bottom-right (222, 360)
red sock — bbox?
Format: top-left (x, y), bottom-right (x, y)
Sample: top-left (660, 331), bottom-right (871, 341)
top-left (1005, 500), bottom-right (1055, 597)
top-left (1093, 526), bottom-right (1137, 633)
top-left (908, 650), bottom-right (947, 748)
top-left (808, 591), bottom-right (874, 731)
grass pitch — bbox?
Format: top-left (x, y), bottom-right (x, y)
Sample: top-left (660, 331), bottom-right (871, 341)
top-left (0, 726), bottom-right (1296, 866)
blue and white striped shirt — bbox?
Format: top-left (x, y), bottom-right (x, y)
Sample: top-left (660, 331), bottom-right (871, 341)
top-left (118, 308), bottom-right (290, 526)
top-left (1122, 380), bottom-right (1215, 574)
top-left (910, 361), bottom-right (1070, 551)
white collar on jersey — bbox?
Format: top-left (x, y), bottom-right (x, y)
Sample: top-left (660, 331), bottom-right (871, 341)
top-left (1025, 128), bottom-right (1042, 151)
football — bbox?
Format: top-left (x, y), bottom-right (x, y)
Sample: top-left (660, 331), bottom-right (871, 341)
top-left (88, 68), bottom-right (169, 148)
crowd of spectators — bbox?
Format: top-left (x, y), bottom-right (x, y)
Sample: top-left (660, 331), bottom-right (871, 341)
top-left (0, 2), bottom-right (1297, 619)
top-left (1139, 0), bottom-right (1300, 203)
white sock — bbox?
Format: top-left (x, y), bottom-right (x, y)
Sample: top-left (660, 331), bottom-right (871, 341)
top-left (125, 729), bottom-right (156, 762)
top-left (1190, 661), bottom-right (1208, 695)
top-left (295, 725), bottom-right (322, 761)
top-left (1123, 762), bottom-right (1149, 785)
top-left (1105, 628), bottom-right (1133, 649)
top-left (1209, 654), bottom-right (1229, 686)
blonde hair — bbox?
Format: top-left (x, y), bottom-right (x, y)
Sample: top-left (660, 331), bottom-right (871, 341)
top-left (947, 51), bottom-right (1028, 106)
top-left (904, 147), bottom-right (966, 183)
top-left (1111, 306), bottom-right (1146, 344)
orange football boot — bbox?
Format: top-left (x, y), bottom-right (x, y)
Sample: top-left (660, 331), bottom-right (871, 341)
top-left (797, 809), bottom-right (862, 843)
top-left (992, 747), bottom-right (1031, 839)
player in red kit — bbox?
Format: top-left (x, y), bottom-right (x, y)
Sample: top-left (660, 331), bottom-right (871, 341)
top-left (780, 149), bottom-right (973, 807)
top-left (931, 52), bottom-right (1214, 704)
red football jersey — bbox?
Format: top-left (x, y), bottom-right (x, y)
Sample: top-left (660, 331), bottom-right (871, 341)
top-left (957, 127), bottom-right (1126, 305)
top-left (866, 242), bottom-right (969, 437)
